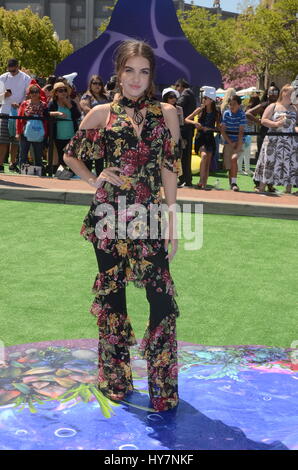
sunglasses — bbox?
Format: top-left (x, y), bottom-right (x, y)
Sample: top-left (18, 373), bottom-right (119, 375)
top-left (56, 88), bottom-right (68, 93)
top-left (30, 90), bottom-right (40, 94)
top-left (268, 90), bottom-right (279, 95)
top-left (92, 82), bottom-right (103, 86)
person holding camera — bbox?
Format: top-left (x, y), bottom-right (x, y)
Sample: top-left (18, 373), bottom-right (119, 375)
top-left (0, 58), bottom-right (31, 173)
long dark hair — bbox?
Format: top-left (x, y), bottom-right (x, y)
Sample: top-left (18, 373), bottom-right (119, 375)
top-left (198, 100), bottom-right (220, 125)
top-left (246, 95), bottom-right (260, 110)
top-left (261, 82), bottom-right (280, 103)
top-left (88, 75), bottom-right (107, 100)
top-left (114, 40), bottom-right (156, 98)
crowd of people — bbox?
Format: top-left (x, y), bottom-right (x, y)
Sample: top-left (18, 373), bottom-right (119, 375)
top-left (0, 57), bottom-right (297, 193)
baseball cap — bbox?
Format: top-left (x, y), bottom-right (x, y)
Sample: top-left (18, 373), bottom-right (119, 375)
top-left (201, 86), bottom-right (216, 101)
top-left (8, 59), bottom-right (18, 68)
top-left (162, 87), bottom-right (180, 99)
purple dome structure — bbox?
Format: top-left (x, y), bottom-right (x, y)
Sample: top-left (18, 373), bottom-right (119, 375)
top-left (55, 0), bottom-right (222, 92)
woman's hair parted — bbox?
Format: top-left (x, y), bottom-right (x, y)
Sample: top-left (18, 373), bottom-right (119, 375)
top-left (277, 84), bottom-right (294, 102)
top-left (88, 74), bottom-right (106, 99)
top-left (114, 40), bottom-right (156, 98)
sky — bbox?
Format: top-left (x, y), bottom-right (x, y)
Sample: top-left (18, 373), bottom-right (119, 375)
top-left (192, 0), bottom-right (260, 14)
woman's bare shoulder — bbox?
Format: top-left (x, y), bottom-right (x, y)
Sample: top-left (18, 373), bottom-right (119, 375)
top-left (160, 102), bottom-right (180, 141)
top-left (80, 103), bottom-right (111, 129)
top-left (160, 102), bottom-right (178, 121)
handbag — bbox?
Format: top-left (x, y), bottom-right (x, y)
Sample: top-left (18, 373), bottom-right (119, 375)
top-left (24, 115), bottom-right (45, 142)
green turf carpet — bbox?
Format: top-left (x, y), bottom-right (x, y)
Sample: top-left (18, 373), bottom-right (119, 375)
top-left (0, 200), bottom-right (297, 348)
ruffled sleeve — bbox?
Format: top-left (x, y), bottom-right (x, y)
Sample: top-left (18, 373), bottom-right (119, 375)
top-left (63, 128), bottom-right (105, 161)
top-left (162, 128), bottom-right (182, 177)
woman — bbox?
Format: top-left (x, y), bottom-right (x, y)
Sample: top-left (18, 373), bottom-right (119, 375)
top-left (220, 87), bottom-right (236, 114)
top-left (80, 75), bottom-right (109, 115)
top-left (161, 87), bottom-right (184, 126)
top-left (63, 40), bottom-right (181, 412)
top-left (80, 75), bottom-right (109, 177)
top-left (238, 95), bottom-right (260, 176)
top-left (246, 83), bottom-right (280, 160)
top-left (48, 81), bottom-right (81, 175)
top-left (221, 95), bottom-right (246, 191)
top-left (254, 84), bottom-right (298, 194)
top-left (185, 87), bottom-right (221, 189)
top-left (16, 83), bottom-right (48, 172)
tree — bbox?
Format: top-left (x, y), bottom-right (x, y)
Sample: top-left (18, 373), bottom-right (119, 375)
top-left (98, 0), bottom-right (117, 34)
top-left (177, 7), bottom-right (239, 80)
top-left (237, 0), bottom-right (298, 87)
top-left (0, 7), bottom-right (73, 76)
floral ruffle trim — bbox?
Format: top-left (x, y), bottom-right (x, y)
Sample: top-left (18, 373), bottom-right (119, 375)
top-left (64, 128), bottom-right (105, 161)
top-left (139, 307), bottom-right (179, 362)
top-left (90, 254), bottom-right (179, 300)
top-left (90, 298), bottom-right (137, 348)
top-left (91, 264), bottom-right (127, 297)
top-left (139, 311), bottom-right (179, 412)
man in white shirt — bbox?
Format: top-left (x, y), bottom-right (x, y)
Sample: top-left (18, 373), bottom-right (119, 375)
top-left (0, 59), bottom-right (31, 172)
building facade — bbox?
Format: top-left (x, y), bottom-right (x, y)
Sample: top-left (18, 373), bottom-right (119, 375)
top-left (0, 0), bottom-right (237, 50)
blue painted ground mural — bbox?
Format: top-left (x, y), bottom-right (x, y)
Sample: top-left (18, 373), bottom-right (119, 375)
top-left (0, 339), bottom-right (297, 450)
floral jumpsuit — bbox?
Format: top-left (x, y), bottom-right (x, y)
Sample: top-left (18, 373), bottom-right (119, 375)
top-left (64, 95), bottom-right (181, 412)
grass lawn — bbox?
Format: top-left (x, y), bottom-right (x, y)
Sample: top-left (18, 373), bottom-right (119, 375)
top-left (0, 199), bottom-right (297, 349)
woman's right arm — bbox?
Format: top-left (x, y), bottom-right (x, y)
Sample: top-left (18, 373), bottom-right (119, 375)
top-left (246, 103), bottom-right (265, 125)
top-left (79, 95), bottom-right (91, 115)
top-left (63, 103), bottom-right (123, 188)
top-left (185, 107), bottom-right (201, 127)
top-left (261, 103), bottom-right (285, 128)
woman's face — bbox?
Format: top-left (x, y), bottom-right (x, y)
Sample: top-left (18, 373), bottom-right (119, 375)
top-left (166, 94), bottom-right (177, 105)
top-left (91, 78), bottom-right (104, 94)
top-left (120, 55), bottom-right (150, 100)
top-left (268, 87), bottom-right (279, 103)
top-left (202, 96), bottom-right (212, 106)
top-left (281, 87), bottom-right (294, 105)
top-left (29, 88), bottom-right (40, 100)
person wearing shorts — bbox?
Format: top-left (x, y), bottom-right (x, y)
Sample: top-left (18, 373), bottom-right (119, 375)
top-left (221, 95), bottom-right (246, 191)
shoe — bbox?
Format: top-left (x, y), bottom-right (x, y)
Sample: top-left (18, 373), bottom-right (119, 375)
top-left (185, 183), bottom-right (193, 188)
top-left (57, 169), bottom-right (74, 180)
top-left (196, 183), bottom-right (205, 190)
top-left (177, 182), bottom-right (186, 188)
top-left (0, 165), bottom-right (4, 173)
top-left (9, 162), bottom-right (20, 173)
top-left (231, 183), bottom-right (239, 192)
top-left (267, 184), bottom-right (276, 193)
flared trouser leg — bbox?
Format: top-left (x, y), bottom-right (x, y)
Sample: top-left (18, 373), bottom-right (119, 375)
top-left (96, 288), bottom-right (135, 401)
top-left (91, 242), bottom-right (179, 411)
top-left (140, 284), bottom-right (179, 412)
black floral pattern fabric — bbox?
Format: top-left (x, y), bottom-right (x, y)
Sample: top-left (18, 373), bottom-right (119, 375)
top-left (64, 96), bottom-right (181, 411)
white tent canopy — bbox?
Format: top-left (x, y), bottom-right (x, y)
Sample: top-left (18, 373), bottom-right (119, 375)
top-left (236, 86), bottom-right (261, 96)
